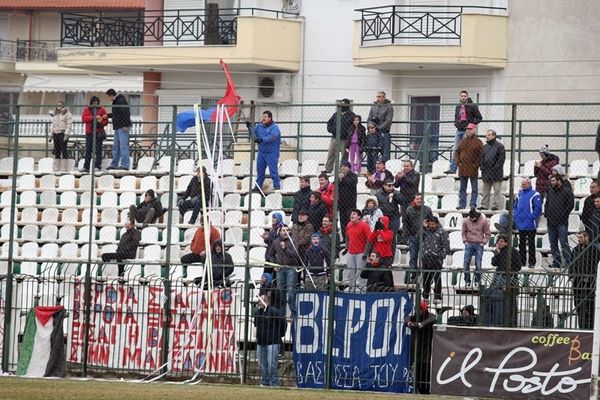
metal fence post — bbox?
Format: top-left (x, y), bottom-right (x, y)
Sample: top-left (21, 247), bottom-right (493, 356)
top-left (1, 105), bottom-right (19, 372)
top-left (504, 103), bottom-right (518, 328)
top-left (160, 105), bottom-right (178, 377)
top-left (325, 103), bottom-right (343, 390)
top-left (242, 111), bottom-right (257, 384)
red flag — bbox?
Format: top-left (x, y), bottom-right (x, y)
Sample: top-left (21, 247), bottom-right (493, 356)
top-left (212, 59), bottom-right (241, 122)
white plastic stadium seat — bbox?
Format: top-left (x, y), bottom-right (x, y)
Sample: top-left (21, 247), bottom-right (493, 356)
top-left (37, 158), bottom-right (54, 174)
top-left (176, 159), bottom-right (196, 176)
top-left (18, 157), bottom-right (35, 174)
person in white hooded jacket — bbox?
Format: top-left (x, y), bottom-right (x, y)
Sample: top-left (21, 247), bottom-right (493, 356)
top-left (50, 101), bottom-right (73, 171)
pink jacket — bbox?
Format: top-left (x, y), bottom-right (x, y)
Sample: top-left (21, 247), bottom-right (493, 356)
top-left (461, 215), bottom-right (490, 245)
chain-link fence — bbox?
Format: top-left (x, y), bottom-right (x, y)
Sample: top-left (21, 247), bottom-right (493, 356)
top-left (0, 101), bottom-right (598, 394)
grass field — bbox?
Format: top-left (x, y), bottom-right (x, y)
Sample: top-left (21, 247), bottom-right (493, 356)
top-left (0, 376), bottom-right (458, 400)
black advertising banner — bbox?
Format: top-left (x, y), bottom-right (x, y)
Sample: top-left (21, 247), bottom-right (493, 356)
top-left (431, 327), bottom-right (593, 399)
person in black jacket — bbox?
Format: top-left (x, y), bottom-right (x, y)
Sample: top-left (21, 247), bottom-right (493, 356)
top-left (375, 179), bottom-right (402, 252)
top-left (207, 239), bottom-right (234, 286)
top-left (338, 161), bottom-right (357, 243)
top-left (254, 294), bottom-right (285, 387)
top-left (544, 175), bottom-right (575, 268)
top-left (479, 129), bottom-right (506, 210)
top-left (304, 233), bottom-right (330, 290)
top-left (129, 189), bottom-right (164, 228)
top-left (447, 91), bottom-right (482, 174)
top-left (101, 220), bottom-right (141, 276)
top-left (490, 234), bottom-right (521, 327)
top-left (106, 88), bottom-right (132, 170)
top-left (405, 300), bottom-right (436, 394)
top-left (291, 176), bottom-right (311, 224)
top-left (306, 191), bottom-right (328, 232)
top-left (569, 231), bottom-right (600, 329)
top-left (325, 98), bottom-right (355, 173)
top-left (448, 305), bottom-right (478, 326)
top-left (582, 180), bottom-right (600, 237)
top-left (365, 121), bottom-right (383, 173)
top-left (178, 166), bottom-right (213, 225)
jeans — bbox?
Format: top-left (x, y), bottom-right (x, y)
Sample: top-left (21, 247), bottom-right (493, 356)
top-left (448, 130), bottom-right (464, 172)
top-left (257, 343), bottom-right (280, 386)
top-left (458, 176), bottom-right (478, 209)
top-left (345, 253), bottom-right (366, 293)
top-left (256, 151), bottom-right (280, 190)
top-left (277, 267), bottom-right (298, 313)
top-left (178, 196), bottom-right (201, 224)
top-left (366, 150), bottom-right (380, 174)
top-left (84, 134), bottom-right (103, 170)
top-left (111, 128), bottom-right (130, 169)
top-left (382, 131), bottom-right (391, 162)
top-left (463, 242), bottom-right (483, 284)
top-left (547, 223), bottom-right (571, 268)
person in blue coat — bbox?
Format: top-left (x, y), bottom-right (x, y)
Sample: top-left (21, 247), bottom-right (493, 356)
top-left (497, 178), bottom-right (542, 268)
top-left (250, 110), bottom-right (281, 191)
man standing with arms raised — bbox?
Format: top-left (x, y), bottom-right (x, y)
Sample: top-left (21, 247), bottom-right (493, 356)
top-left (106, 88), bottom-right (132, 171)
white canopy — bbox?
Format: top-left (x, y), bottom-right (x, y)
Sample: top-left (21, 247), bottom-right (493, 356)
top-left (22, 74), bottom-right (143, 93)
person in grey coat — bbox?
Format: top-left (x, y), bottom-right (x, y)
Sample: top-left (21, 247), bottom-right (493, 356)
top-left (368, 91), bottom-right (394, 162)
top-left (479, 129), bottom-right (506, 210)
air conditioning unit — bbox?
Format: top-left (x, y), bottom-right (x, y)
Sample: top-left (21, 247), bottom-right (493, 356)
top-left (257, 74), bottom-right (292, 103)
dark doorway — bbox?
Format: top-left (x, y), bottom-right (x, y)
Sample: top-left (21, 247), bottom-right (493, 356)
top-left (409, 96), bottom-right (440, 172)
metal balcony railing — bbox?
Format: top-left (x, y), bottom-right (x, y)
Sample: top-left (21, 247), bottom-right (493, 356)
top-left (356, 4), bottom-right (507, 45)
top-left (60, 8), bottom-right (298, 47)
top-left (0, 39), bottom-right (61, 62)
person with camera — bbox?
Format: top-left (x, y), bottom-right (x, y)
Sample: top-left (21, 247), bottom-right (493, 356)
top-left (247, 110), bottom-right (281, 192)
top-left (81, 95), bottom-right (108, 173)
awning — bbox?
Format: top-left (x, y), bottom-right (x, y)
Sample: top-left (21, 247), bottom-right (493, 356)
top-left (22, 74), bottom-right (143, 93)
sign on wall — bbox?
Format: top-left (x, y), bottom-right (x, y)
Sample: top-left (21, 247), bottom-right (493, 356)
top-left (431, 327), bottom-right (592, 399)
top-left (293, 291), bottom-right (413, 393)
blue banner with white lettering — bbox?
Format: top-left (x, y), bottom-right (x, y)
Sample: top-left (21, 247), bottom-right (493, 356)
top-left (293, 291), bottom-right (413, 393)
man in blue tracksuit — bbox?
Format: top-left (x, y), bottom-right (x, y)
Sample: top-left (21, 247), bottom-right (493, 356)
top-left (252, 110), bottom-right (281, 191)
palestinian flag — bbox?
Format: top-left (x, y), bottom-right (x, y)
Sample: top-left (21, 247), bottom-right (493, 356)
top-left (16, 306), bottom-right (66, 377)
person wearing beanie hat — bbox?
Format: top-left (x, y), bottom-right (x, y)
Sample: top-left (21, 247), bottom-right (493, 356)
top-left (325, 99), bottom-right (356, 173)
top-left (405, 298), bottom-right (436, 395)
top-left (80, 95), bottom-right (108, 173)
top-left (534, 144), bottom-right (560, 198)
top-left (304, 233), bottom-right (330, 290)
top-left (128, 188), bottom-right (164, 228)
top-left (550, 164), bottom-right (572, 190)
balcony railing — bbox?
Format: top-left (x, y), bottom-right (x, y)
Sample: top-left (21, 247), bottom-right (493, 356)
top-left (60, 7), bottom-right (298, 47)
top-left (356, 4), bottom-right (507, 45)
top-left (0, 39), bottom-right (61, 62)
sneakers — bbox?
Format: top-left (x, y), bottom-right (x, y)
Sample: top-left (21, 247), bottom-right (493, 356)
top-left (465, 281), bottom-right (472, 288)
top-left (494, 223), bottom-right (507, 233)
top-left (117, 166), bottom-right (129, 171)
top-left (444, 170), bottom-right (455, 174)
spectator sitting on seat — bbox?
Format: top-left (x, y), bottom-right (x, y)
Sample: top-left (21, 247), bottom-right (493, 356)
top-left (306, 191), bottom-right (328, 232)
top-left (447, 305), bottom-right (478, 326)
top-left (129, 189), bottom-right (163, 228)
top-left (534, 145), bottom-right (560, 199)
top-left (178, 166), bottom-right (213, 225)
top-left (291, 176), bottom-right (312, 224)
top-left (181, 218), bottom-right (220, 266)
top-left (304, 233), bottom-right (330, 290)
top-left (550, 164), bottom-right (572, 190)
top-left (544, 175), bottom-right (574, 268)
top-left (361, 196), bottom-right (383, 231)
top-left (318, 172), bottom-right (335, 217)
top-left (365, 121), bottom-right (383, 174)
top-left (462, 208), bottom-right (490, 287)
top-left (366, 158), bottom-right (393, 193)
top-left (582, 180), bottom-right (600, 237)
top-left (207, 239), bottom-right (234, 286)
top-left (360, 251), bottom-right (394, 292)
top-left (101, 219), bottom-right (141, 276)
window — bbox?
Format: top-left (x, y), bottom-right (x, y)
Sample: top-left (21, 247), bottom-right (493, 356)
top-left (127, 94), bottom-right (141, 116)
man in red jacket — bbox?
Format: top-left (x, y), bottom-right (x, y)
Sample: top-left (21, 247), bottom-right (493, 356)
top-left (318, 172), bottom-right (334, 217)
top-left (345, 209), bottom-right (371, 292)
top-left (367, 216), bottom-right (394, 266)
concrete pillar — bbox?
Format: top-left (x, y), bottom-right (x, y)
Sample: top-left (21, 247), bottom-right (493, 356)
top-left (142, 71), bottom-right (161, 147)
top-left (145, 0), bottom-right (164, 47)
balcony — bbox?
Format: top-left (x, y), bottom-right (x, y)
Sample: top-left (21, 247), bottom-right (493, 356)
top-left (0, 39), bottom-right (81, 74)
top-left (56, 8), bottom-right (302, 72)
top-left (353, 5), bottom-right (508, 70)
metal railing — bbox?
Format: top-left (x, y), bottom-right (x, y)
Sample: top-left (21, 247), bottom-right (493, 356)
top-left (0, 39), bottom-right (61, 63)
top-left (61, 8), bottom-right (299, 47)
top-left (356, 4), bottom-right (507, 45)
